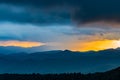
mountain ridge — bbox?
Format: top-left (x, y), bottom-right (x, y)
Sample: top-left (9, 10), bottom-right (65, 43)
top-left (0, 48), bottom-right (120, 74)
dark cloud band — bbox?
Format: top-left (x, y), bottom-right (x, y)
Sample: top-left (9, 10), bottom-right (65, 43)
top-left (0, 0), bottom-right (120, 25)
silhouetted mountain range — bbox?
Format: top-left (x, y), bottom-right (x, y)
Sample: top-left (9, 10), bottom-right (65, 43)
top-left (0, 48), bottom-right (120, 73)
top-left (0, 66), bottom-right (120, 80)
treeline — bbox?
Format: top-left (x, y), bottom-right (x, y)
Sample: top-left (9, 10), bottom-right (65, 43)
top-left (0, 68), bottom-right (120, 80)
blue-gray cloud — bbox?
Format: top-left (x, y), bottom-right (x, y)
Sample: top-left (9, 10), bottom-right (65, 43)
top-left (0, 3), bottom-right (71, 25)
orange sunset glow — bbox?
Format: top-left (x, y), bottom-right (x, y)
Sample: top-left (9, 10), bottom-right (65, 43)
top-left (0, 40), bottom-right (45, 48)
top-left (70, 40), bottom-right (120, 52)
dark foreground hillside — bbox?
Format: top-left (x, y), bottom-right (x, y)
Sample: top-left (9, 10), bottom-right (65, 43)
top-left (0, 67), bottom-right (120, 80)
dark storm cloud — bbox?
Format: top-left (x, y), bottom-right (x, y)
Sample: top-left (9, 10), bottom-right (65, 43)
top-left (73, 0), bottom-right (120, 24)
top-left (0, 0), bottom-right (120, 25)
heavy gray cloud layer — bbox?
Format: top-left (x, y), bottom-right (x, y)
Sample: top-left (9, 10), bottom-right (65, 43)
top-left (0, 0), bottom-right (120, 25)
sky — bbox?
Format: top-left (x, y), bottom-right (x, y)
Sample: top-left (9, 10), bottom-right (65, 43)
top-left (1, 0), bottom-right (120, 52)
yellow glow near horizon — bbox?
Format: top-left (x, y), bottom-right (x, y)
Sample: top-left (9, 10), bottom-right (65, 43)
top-left (0, 40), bottom-right (45, 48)
top-left (71, 40), bottom-right (120, 52)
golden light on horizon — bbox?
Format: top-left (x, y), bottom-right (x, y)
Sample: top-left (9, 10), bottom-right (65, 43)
top-left (0, 40), bottom-right (45, 48)
top-left (71, 40), bottom-right (120, 52)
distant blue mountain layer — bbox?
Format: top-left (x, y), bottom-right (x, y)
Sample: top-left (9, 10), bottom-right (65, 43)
top-left (0, 49), bottom-right (120, 74)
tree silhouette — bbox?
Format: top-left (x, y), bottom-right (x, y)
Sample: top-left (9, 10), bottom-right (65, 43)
top-left (0, 67), bottom-right (120, 80)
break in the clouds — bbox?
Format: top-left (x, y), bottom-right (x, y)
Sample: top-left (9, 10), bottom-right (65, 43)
top-left (0, 40), bottom-right (44, 48)
top-left (0, 0), bottom-right (120, 26)
top-left (1, 22), bottom-right (120, 52)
